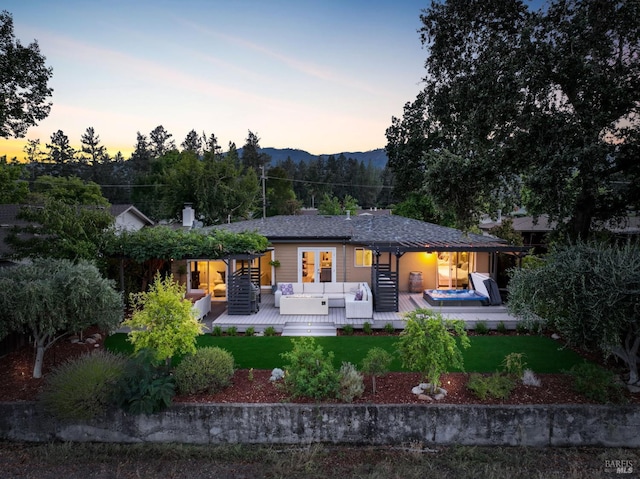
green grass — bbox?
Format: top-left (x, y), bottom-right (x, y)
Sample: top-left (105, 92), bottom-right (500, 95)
top-left (104, 333), bottom-right (586, 373)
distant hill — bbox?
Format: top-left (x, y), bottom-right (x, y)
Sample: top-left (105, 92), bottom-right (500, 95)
top-left (236, 147), bottom-right (388, 169)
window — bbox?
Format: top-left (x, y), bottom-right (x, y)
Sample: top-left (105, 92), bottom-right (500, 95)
top-left (355, 248), bottom-right (372, 267)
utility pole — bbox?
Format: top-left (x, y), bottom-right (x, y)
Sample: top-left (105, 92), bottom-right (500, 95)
top-left (261, 165), bottom-right (266, 219)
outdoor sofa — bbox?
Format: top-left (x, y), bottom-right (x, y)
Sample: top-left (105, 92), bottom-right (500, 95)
top-left (275, 281), bottom-right (373, 319)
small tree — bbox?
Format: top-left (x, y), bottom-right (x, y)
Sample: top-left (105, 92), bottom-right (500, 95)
top-left (0, 258), bottom-right (123, 378)
top-left (122, 274), bottom-right (202, 365)
top-left (361, 347), bottom-right (393, 395)
top-left (395, 309), bottom-right (470, 393)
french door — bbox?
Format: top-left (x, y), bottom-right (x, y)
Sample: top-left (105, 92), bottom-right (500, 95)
top-left (298, 247), bottom-right (336, 283)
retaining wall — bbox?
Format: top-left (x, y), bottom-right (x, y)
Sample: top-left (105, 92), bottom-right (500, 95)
top-left (2, 402), bottom-right (639, 447)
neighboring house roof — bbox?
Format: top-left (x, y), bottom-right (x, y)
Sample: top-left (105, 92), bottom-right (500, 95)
top-left (480, 214), bottom-right (640, 236)
top-left (210, 214), bottom-right (523, 253)
top-left (0, 204), bottom-right (32, 259)
top-left (109, 204), bottom-right (154, 232)
top-left (480, 215), bottom-right (557, 233)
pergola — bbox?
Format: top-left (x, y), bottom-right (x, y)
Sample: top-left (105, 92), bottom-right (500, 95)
top-left (364, 239), bottom-right (529, 312)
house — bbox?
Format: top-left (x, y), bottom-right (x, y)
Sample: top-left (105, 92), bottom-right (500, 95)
top-left (109, 204), bottom-right (154, 233)
top-left (177, 212), bottom-right (525, 312)
top-left (480, 213), bottom-right (640, 253)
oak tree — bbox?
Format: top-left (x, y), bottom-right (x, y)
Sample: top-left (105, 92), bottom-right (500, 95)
top-left (0, 11), bottom-right (53, 138)
top-left (388, 0), bottom-right (640, 238)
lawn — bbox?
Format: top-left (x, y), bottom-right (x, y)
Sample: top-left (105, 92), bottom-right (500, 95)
top-left (104, 333), bottom-right (587, 373)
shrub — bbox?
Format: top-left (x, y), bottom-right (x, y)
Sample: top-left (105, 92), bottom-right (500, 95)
top-left (281, 337), bottom-right (339, 400)
top-left (211, 325), bottom-right (223, 337)
top-left (174, 347), bottom-right (235, 395)
top-left (467, 373), bottom-right (516, 400)
top-left (342, 324), bottom-right (354, 336)
top-left (363, 322), bottom-right (373, 335)
top-left (337, 362), bottom-right (365, 402)
top-left (569, 362), bottom-right (626, 404)
top-left (226, 326), bottom-right (238, 336)
top-left (40, 351), bottom-right (126, 421)
top-left (496, 321), bottom-right (508, 335)
top-left (264, 326), bottom-right (277, 337)
top-left (383, 322), bottom-right (395, 334)
top-left (361, 347), bottom-right (393, 395)
top-left (244, 326), bottom-right (255, 337)
top-left (502, 352), bottom-right (527, 377)
top-left (474, 321), bottom-right (489, 335)
top-left (114, 349), bottom-right (175, 414)
top-left (515, 322), bottom-right (528, 334)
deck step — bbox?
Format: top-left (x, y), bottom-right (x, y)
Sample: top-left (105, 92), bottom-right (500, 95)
top-left (282, 322), bottom-right (337, 337)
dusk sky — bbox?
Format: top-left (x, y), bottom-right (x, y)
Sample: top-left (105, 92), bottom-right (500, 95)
top-left (2, 0), bottom-right (432, 160)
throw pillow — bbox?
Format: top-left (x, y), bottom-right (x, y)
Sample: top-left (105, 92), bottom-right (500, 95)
top-left (280, 283), bottom-right (294, 295)
top-left (355, 289), bottom-right (363, 301)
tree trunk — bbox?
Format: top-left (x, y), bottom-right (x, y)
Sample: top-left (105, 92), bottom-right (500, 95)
top-left (612, 333), bottom-right (640, 385)
top-left (33, 338), bottom-right (46, 379)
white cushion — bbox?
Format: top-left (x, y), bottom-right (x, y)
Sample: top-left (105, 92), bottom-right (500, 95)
top-left (303, 282), bottom-right (324, 294)
top-left (324, 282), bottom-right (344, 294)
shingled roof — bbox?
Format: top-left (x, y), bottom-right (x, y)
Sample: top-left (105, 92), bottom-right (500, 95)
top-left (210, 214), bottom-right (524, 253)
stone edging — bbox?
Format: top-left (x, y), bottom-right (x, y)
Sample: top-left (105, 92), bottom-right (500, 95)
top-left (1, 402), bottom-right (638, 447)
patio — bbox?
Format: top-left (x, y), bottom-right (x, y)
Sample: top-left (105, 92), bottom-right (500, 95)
top-left (203, 291), bottom-right (520, 336)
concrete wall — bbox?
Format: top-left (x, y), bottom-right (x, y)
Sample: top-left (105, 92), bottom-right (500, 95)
top-left (1, 402), bottom-right (639, 447)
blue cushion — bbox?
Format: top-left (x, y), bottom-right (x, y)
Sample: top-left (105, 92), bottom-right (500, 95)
top-left (280, 283), bottom-right (294, 295)
top-left (355, 289), bottom-right (363, 301)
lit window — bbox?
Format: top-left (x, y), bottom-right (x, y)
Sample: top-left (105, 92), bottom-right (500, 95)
top-left (355, 248), bottom-right (372, 267)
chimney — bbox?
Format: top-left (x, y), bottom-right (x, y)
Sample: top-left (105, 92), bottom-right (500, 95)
top-left (346, 210), bottom-right (351, 220)
top-left (182, 204), bottom-right (195, 228)
top-left (497, 209), bottom-right (502, 224)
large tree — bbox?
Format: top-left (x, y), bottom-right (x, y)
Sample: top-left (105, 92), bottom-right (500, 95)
top-left (46, 129), bottom-right (75, 167)
top-left (149, 125), bottom-right (175, 158)
top-left (388, 0), bottom-right (640, 238)
top-left (0, 11), bottom-right (53, 138)
top-left (0, 258), bottom-right (123, 378)
top-left (80, 126), bottom-right (108, 166)
top-left (241, 130), bottom-right (271, 175)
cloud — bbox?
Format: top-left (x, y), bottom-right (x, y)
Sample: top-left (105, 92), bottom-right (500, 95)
top-left (180, 19), bottom-right (390, 97)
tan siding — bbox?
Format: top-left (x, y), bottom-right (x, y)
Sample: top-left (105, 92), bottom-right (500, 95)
top-left (270, 243), bottom-right (493, 291)
top-left (271, 242), bottom-right (372, 284)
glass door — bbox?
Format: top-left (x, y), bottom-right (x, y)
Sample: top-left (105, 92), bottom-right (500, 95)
top-left (298, 248), bottom-right (336, 283)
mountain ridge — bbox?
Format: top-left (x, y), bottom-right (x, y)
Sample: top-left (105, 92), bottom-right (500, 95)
top-left (237, 147), bottom-right (388, 169)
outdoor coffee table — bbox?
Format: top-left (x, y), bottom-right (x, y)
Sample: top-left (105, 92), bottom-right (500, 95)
top-left (279, 294), bottom-right (329, 315)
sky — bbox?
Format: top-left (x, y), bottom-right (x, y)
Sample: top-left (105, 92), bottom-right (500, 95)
top-left (1, 0), bottom-right (430, 160)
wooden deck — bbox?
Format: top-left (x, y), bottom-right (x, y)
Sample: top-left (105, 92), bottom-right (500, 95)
top-left (204, 292), bottom-right (520, 336)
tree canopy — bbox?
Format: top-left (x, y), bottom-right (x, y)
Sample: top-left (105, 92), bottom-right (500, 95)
top-left (387, 0), bottom-right (640, 237)
top-left (0, 258), bottom-right (123, 378)
top-left (507, 241), bottom-right (640, 387)
top-left (7, 176), bottom-right (114, 261)
top-left (0, 10), bottom-right (53, 138)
